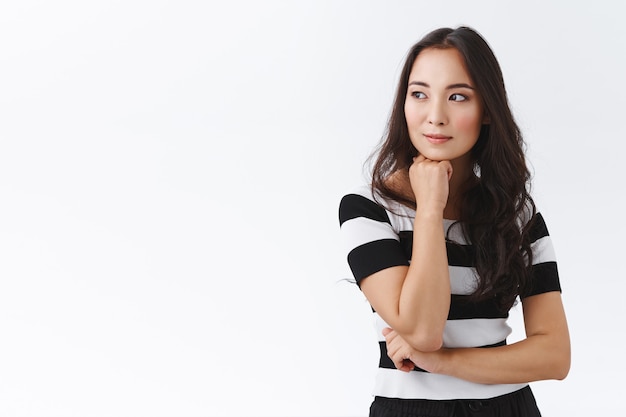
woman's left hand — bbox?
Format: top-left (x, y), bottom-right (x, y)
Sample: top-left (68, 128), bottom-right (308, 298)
top-left (383, 327), bottom-right (446, 374)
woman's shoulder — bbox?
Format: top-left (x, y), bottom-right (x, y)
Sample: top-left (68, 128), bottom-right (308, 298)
top-left (340, 171), bottom-right (411, 206)
top-left (339, 184), bottom-right (375, 202)
top-left (338, 182), bottom-right (414, 228)
top-left (338, 184), bottom-right (383, 224)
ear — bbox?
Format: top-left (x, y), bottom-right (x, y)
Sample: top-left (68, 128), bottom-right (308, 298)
top-left (482, 113), bottom-right (490, 124)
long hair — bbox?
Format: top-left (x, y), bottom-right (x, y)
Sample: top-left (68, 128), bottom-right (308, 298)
top-left (370, 26), bottom-right (536, 310)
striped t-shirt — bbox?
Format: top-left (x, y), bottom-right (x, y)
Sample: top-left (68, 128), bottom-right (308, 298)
top-left (338, 185), bottom-right (561, 400)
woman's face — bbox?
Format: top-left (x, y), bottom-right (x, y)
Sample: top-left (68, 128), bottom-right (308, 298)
top-left (404, 47), bottom-right (487, 165)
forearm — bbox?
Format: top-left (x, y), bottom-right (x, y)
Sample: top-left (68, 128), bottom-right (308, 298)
top-left (360, 157), bottom-right (453, 351)
top-left (396, 210), bottom-right (450, 350)
top-left (438, 335), bottom-right (571, 384)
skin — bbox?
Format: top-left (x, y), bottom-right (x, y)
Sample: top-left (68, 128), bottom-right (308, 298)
top-left (361, 47), bottom-right (571, 383)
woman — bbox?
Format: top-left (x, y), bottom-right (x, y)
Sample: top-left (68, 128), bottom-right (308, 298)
top-left (338, 26), bottom-right (570, 416)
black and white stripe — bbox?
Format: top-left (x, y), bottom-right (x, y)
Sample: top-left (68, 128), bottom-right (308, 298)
top-left (339, 185), bottom-right (561, 400)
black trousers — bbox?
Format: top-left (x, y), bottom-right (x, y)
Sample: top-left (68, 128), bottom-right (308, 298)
top-left (369, 386), bottom-right (541, 417)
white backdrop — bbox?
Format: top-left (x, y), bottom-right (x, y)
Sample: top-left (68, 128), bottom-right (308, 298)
top-left (1, 1), bottom-right (624, 416)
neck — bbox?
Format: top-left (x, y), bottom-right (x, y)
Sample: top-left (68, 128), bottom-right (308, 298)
top-left (445, 155), bottom-right (476, 220)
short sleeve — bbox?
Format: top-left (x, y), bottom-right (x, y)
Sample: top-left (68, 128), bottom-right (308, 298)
top-left (338, 191), bottom-right (409, 285)
top-left (522, 212), bottom-right (562, 298)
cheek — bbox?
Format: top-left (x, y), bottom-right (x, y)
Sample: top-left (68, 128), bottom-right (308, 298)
top-left (455, 113), bottom-right (483, 136)
top-left (404, 102), bottom-right (413, 124)
top-left (404, 104), bottom-right (424, 128)
top-left (404, 109), bottom-right (425, 149)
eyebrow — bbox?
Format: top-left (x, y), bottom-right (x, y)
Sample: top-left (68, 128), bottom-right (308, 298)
top-left (408, 81), bottom-right (475, 90)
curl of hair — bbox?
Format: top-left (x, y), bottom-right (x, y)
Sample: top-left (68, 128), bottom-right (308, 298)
top-left (369, 27), bottom-right (536, 311)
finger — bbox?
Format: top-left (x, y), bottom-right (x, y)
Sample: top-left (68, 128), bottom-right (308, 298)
top-left (443, 161), bottom-right (453, 181)
top-left (384, 330), bottom-right (397, 344)
top-left (399, 359), bottom-right (415, 373)
top-left (385, 339), bottom-right (400, 359)
top-left (393, 355), bottom-right (415, 372)
top-left (413, 154), bottom-right (426, 164)
top-left (382, 327), bottom-right (393, 337)
top-left (394, 358), bottom-right (406, 371)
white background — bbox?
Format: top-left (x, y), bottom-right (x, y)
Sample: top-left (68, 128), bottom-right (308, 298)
top-left (0, 1), bottom-right (623, 416)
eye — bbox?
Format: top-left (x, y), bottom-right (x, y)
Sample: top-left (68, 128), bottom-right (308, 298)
top-left (449, 93), bottom-right (467, 102)
top-left (410, 91), bottom-right (427, 99)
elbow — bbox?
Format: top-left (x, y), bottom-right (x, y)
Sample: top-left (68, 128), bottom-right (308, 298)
top-left (407, 331), bottom-right (443, 352)
top-left (555, 370), bottom-right (569, 381)
top-left (552, 365), bottom-right (569, 381)
top-left (553, 356), bottom-right (571, 381)
top-left (555, 339), bottom-right (571, 380)
top-left (547, 345), bottom-right (570, 381)
top-left (392, 319), bottom-right (446, 352)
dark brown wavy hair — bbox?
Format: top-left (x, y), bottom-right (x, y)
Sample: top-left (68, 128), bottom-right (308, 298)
top-left (369, 26), bottom-right (536, 311)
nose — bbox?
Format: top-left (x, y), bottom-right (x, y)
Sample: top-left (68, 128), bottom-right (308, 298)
top-left (427, 99), bottom-right (448, 126)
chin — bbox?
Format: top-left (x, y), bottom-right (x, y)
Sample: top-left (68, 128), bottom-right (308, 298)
top-left (417, 151), bottom-right (448, 161)
top-left (424, 155), bottom-right (446, 162)
top-left (418, 148), bottom-right (472, 163)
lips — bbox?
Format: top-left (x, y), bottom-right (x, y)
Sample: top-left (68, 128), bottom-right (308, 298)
top-left (424, 133), bottom-right (452, 144)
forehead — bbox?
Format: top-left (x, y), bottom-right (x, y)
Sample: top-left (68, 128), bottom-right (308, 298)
top-left (408, 48), bottom-right (472, 84)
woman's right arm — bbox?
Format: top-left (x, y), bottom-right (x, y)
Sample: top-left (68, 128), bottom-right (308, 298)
top-left (341, 157), bottom-right (453, 352)
top-left (360, 207), bottom-right (450, 352)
